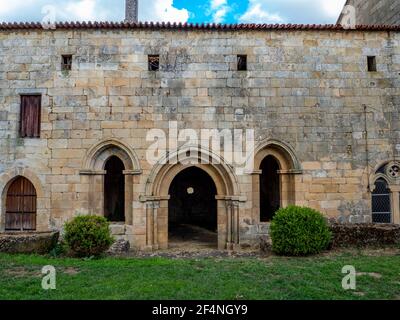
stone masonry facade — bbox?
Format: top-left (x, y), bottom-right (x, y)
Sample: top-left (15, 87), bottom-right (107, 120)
top-left (339, 0), bottom-right (400, 25)
top-left (0, 24), bottom-right (400, 250)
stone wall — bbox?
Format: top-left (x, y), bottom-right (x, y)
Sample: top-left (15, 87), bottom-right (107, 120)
top-left (339, 0), bottom-right (400, 25)
top-left (0, 27), bottom-right (400, 249)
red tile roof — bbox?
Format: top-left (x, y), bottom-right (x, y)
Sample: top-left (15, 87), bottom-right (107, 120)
top-left (0, 21), bottom-right (399, 31)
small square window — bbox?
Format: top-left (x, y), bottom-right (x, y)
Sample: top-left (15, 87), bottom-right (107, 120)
top-left (148, 55), bottom-right (160, 71)
top-left (62, 55), bottom-right (72, 71)
top-left (367, 56), bottom-right (377, 72)
top-left (237, 55), bottom-right (247, 71)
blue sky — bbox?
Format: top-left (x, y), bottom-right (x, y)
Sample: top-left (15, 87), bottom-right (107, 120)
top-left (0, 0), bottom-right (347, 24)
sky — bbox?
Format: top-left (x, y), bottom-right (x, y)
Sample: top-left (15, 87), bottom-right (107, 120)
top-left (0, 0), bottom-right (347, 24)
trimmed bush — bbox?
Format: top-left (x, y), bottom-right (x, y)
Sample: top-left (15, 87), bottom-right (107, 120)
top-left (270, 206), bottom-right (332, 256)
top-left (64, 215), bottom-right (114, 257)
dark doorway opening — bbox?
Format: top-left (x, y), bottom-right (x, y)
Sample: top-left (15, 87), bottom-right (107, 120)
top-left (260, 156), bottom-right (281, 222)
top-left (104, 156), bottom-right (125, 222)
top-left (168, 167), bottom-right (217, 248)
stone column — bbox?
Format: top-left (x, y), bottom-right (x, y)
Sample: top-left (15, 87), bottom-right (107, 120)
top-left (145, 200), bottom-right (160, 250)
top-left (389, 185), bottom-right (400, 224)
top-left (223, 198), bottom-right (241, 250)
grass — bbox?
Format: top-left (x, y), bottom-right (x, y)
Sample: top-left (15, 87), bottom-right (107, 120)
top-left (0, 250), bottom-right (400, 300)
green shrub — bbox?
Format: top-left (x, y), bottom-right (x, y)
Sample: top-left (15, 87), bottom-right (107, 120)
top-left (48, 241), bottom-right (67, 258)
top-left (270, 206), bottom-right (332, 256)
top-left (64, 215), bottom-right (114, 257)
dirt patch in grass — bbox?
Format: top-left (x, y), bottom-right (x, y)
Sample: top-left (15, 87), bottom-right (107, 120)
top-left (4, 267), bottom-right (41, 278)
top-left (61, 267), bottom-right (80, 275)
top-left (356, 272), bottom-right (382, 279)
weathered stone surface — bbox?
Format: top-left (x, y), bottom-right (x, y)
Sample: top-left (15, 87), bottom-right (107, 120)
top-left (329, 223), bottom-right (400, 248)
top-left (0, 232), bottom-right (59, 254)
top-left (339, 0), bottom-right (400, 25)
top-left (0, 24), bottom-right (400, 249)
top-left (259, 236), bottom-right (272, 254)
top-left (107, 239), bottom-right (130, 254)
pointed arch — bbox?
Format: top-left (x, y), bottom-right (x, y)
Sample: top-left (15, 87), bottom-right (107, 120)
top-left (82, 138), bottom-right (141, 173)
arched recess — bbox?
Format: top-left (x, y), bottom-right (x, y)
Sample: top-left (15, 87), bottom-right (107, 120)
top-left (371, 177), bottom-right (392, 223)
top-left (369, 161), bottom-right (400, 224)
top-left (143, 146), bottom-right (242, 250)
top-left (253, 140), bottom-right (302, 223)
top-left (80, 139), bottom-right (142, 225)
top-left (0, 168), bottom-right (48, 232)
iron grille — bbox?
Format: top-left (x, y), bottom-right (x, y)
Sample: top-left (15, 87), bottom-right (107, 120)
top-left (372, 178), bottom-right (391, 223)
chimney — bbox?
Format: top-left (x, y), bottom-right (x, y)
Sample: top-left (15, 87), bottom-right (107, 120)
top-left (125, 0), bottom-right (139, 23)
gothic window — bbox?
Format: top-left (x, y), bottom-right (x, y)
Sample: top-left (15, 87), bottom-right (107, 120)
top-left (372, 178), bottom-right (391, 223)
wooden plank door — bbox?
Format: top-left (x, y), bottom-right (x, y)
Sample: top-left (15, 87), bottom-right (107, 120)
top-left (5, 177), bottom-right (37, 231)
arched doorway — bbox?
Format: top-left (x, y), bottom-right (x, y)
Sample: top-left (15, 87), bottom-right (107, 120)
top-left (372, 178), bottom-right (391, 223)
top-left (260, 156), bottom-right (281, 222)
top-left (168, 167), bottom-right (218, 248)
top-left (104, 156), bottom-right (125, 222)
top-left (5, 176), bottom-right (37, 231)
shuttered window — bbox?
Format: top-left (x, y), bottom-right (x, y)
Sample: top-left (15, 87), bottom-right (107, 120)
top-left (5, 177), bottom-right (37, 231)
top-left (20, 95), bottom-right (41, 138)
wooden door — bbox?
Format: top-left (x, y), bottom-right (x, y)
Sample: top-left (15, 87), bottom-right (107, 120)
top-left (5, 177), bottom-right (37, 231)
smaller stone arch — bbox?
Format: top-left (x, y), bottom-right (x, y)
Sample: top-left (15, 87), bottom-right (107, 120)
top-left (0, 168), bottom-right (49, 232)
top-left (82, 138), bottom-right (141, 173)
top-left (253, 139), bottom-right (302, 172)
top-left (80, 139), bottom-right (142, 225)
top-left (252, 139), bottom-right (302, 223)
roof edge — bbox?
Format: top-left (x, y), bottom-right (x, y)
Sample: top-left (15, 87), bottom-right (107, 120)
top-left (0, 21), bottom-right (400, 32)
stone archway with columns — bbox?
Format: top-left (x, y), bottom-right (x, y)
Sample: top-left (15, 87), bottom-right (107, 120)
top-left (251, 140), bottom-right (302, 224)
top-left (141, 147), bottom-right (244, 250)
top-left (80, 139), bottom-right (142, 226)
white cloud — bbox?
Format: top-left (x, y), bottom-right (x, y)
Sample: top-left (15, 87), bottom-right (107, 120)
top-left (210, 0), bottom-right (227, 10)
top-left (0, 0), bottom-right (190, 23)
top-left (208, 0), bottom-right (229, 23)
top-left (239, 0), bottom-right (347, 24)
top-left (64, 0), bottom-right (108, 21)
top-left (239, 3), bottom-right (283, 24)
top-left (140, 0), bottom-right (189, 23)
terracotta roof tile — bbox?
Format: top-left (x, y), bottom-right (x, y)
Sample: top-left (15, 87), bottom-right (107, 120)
top-left (0, 21), bottom-right (399, 31)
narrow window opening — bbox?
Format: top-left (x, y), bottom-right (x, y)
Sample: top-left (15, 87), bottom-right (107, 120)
top-left (367, 56), bottom-right (377, 72)
top-left (62, 55), bottom-right (72, 71)
top-left (237, 55), bottom-right (247, 71)
top-left (148, 55), bottom-right (160, 71)
top-left (20, 95), bottom-right (41, 138)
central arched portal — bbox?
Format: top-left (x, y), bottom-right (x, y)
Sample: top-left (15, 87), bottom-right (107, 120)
top-left (168, 167), bottom-right (218, 248)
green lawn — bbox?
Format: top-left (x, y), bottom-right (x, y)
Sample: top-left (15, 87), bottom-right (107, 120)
top-left (1, 251), bottom-right (400, 300)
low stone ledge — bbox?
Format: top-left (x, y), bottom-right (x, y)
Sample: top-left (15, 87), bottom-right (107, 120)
top-left (106, 239), bottom-right (130, 255)
top-left (329, 223), bottom-right (400, 248)
top-left (0, 231), bottom-right (59, 254)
